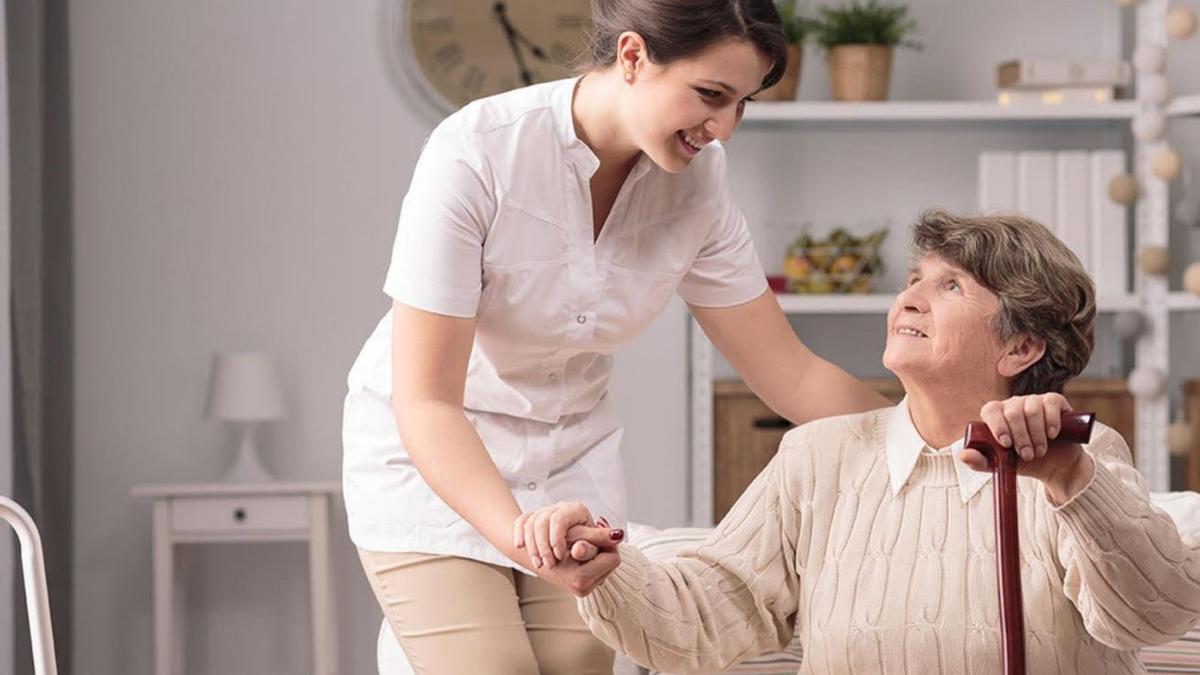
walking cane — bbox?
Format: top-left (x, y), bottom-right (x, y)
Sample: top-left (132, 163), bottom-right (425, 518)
top-left (963, 411), bottom-right (1095, 675)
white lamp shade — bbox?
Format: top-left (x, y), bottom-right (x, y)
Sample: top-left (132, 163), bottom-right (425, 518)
top-left (204, 351), bottom-right (287, 422)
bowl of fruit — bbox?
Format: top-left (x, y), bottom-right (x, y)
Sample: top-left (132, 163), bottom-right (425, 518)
top-left (784, 227), bottom-right (888, 294)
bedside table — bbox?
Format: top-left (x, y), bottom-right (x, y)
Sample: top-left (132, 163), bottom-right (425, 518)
top-left (131, 481), bottom-right (340, 675)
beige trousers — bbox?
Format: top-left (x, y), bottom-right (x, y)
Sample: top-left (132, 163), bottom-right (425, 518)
top-left (358, 548), bottom-right (615, 675)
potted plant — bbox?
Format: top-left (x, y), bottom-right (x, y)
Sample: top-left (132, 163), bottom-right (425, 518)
top-left (755, 1), bottom-right (815, 101)
top-left (811, 0), bottom-right (919, 101)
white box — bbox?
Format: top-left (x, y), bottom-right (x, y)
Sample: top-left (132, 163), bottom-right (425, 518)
top-left (1056, 151), bottom-right (1092, 272)
top-left (1017, 151), bottom-right (1057, 228)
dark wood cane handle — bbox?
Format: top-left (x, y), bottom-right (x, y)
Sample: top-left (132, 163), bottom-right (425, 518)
top-left (965, 411), bottom-right (1095, 464)
top-left (962, 411), bottom-right (1095, 675)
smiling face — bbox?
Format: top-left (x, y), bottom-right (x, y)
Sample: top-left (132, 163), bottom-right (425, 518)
top-left (882, 254), bottom-right (1013, 388)
top-left (620, 36), bottom-right (773, 173)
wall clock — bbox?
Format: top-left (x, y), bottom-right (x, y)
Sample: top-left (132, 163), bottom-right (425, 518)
top-left (386, 0), bottom-right (594, 118)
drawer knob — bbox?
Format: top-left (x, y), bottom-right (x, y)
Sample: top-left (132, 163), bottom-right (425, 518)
top-left (233, 508), bottom-right (247, 523)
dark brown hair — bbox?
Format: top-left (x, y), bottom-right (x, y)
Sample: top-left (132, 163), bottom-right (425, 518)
top-left (911, 209), bottom-right (1096, 396)
top-left (585, 0), bottom-right (789, 90)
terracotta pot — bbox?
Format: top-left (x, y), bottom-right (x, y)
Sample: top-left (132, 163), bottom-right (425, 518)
top-left (828, 44), bottom-right (893, 101)
top-left (754, 44), bottom-right (803, 101)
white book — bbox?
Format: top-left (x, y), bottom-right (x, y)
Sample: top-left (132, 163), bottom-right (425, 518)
top-left (1055, 151), bottom-right (1091, 272)
top-left (1090, 150), bottom-right (1128, 296)
top-left (1016, 151), bottom-right (1057, 228)
top-left (978, 152), bottom-right (1017, 211)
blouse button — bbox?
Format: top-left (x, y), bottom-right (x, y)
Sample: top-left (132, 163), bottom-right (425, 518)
top-left (526, 482), bottom-right (538, 491)
top-left (576, 314), bottom-right (587, 325)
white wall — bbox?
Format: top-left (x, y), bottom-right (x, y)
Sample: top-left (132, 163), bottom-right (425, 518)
top-left (68, 1), bottom-right (1200, 674)
top-left (70, 2), bottom-right (422, 673)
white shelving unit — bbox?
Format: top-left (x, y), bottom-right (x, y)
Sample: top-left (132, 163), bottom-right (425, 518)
top-left (687, 0), bottom-right (1200, 526)
top-left (770, 293), bottom-right (1161, 314)
top-left (739, 93), bottom-right (1200, 125)
top-left (744, 100), bottom-right (1140, 123)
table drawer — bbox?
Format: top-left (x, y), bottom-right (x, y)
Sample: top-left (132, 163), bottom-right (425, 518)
top-left (170, 495), bottom-right (309, 534)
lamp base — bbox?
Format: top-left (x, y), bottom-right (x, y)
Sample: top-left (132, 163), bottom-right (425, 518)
top-left (221, 424), bottom-right (275, 483)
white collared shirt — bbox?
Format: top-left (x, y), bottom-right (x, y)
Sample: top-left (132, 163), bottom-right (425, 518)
top-left (342, 77), bottom-right (767, 565)
top-left (886, 397), bottom-right (991, 503)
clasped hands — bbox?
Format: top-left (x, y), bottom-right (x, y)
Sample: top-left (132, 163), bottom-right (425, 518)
top-left (511, 502), bottom-right (623, 597)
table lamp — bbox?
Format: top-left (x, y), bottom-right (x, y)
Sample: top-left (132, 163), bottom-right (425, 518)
top-left (204, 351), bottom-right (287, 482)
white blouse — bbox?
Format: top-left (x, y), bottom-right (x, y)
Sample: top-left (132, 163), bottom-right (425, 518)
top-left (342, 77), bottom-right (767, 568)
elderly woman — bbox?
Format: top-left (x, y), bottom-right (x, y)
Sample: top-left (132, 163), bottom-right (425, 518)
top-left (517, 210), bottom-right (1200, 673)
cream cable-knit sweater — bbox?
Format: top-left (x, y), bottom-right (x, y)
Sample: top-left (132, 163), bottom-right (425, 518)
top-left (579, 408), bottom-right (1200, 674)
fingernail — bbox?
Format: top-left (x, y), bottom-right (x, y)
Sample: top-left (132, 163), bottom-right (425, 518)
top-left (532, 555), bottom-right (542, 568)
top-left (999, 434), bottom-right (1012, 447)
top-left (553, 547), bottom-right (563, 561)
top-left (1048, 427), bottom-right (1059, 438)
top-left (1036, 444), bottom-right (1046, 457)
top-left (610, 529), bottom-right (624, 541)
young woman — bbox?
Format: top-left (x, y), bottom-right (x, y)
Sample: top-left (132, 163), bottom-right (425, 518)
top-left (344, 1), bottom-right (892, 672)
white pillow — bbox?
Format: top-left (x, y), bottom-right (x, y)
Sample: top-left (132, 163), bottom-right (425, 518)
top-left (377, 619), bottom-right (412, 675)
top-left (1150, 491), bottom-right (1200, 539)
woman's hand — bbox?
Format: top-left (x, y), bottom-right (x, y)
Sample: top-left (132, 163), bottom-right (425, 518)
top-left (962, 393), bottom-right (1095, 503)
top-left (512, 502), bottom-right (624, 568)
top-left (977, 393), bottom-right (1073, 462)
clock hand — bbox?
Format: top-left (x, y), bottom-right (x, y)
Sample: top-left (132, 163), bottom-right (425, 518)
top-left (493, 2), bottom-right (534, 86)
top-left (510, 29), bottom-right (550, 62)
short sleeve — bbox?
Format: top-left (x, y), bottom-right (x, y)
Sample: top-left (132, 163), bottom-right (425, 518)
top-left (383, 127), bottom-right (495, 318)
top-left (675, 148), bottom-right (768, 307)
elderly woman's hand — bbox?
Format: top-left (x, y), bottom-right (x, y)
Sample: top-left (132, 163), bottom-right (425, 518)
top-left (963, 393), bottom-right (1096, 503)
top-left (977, 393), bottom-right (1072, 461)
top-left (534, 535), bottom-right (622, 597)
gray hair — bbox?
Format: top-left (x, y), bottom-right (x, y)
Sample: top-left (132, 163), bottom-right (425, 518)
top-left (910, 209), bottom-right (1096, 395)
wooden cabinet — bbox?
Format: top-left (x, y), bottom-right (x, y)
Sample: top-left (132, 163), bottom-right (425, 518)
top-left (713, 378), bottom-right (1147, 521)
top-left (712, 380), bottom-right (793, 522)
top-left (1188, 380), bottom-right (1200, 493)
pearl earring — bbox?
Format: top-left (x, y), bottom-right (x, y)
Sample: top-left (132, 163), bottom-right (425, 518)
top-left (624, 71), bottom-right (634, 82)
